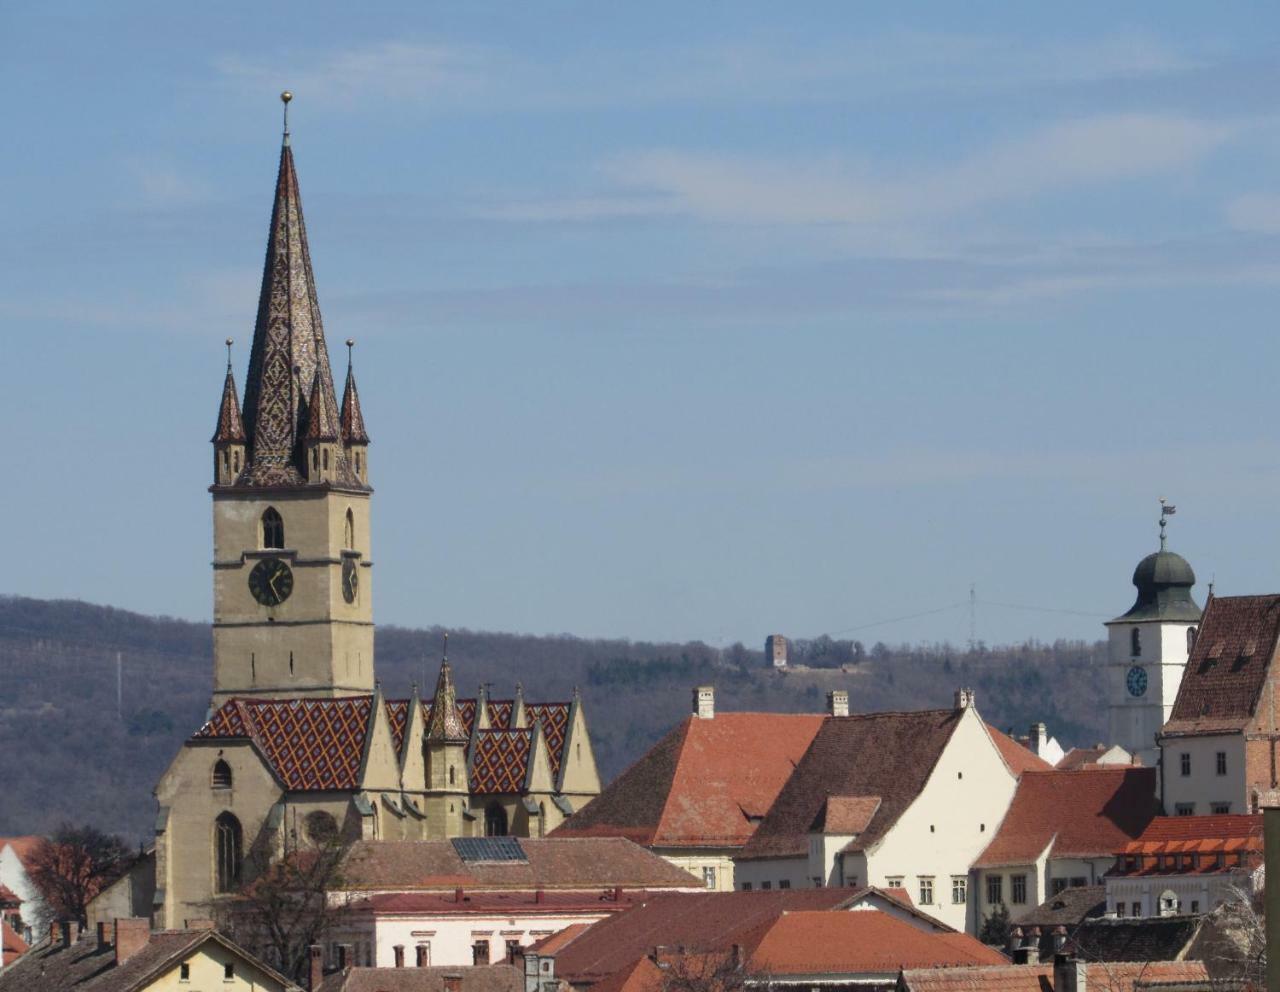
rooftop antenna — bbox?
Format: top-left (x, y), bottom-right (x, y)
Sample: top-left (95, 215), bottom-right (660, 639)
top-left (1158, 498), bottom-right (1176, 551)
top-left (225, 337), bottom-right (234, 372)
top-left (968, 583), bottom-right (977, 652)
top-left (281, 90), bottom-right (292, 145)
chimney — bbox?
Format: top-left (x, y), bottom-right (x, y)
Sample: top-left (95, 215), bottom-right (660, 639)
top-left (96, 922), bottom-right (109, 950)
top-left (444, 974), bottom-right (464, 992)
top-left (693, 686), bottom-right (715, 720)
top-left (455, 886), bottom-right (465, 904)
top-left (730, 944), bottom-right (744, 969)
top-left (827, 689), bottom-right (849, 717)
top-left (1024, 926), bottom-right (1042, 964)
top-left (394, 944), bottom-right (405, 968)
top-left (59, 920), bottom-right (74, 948)
top-left (1052, 925), bottom-right (1068, 954)
top-left (1029, 722), bottom-right (1047, 755)
top-left (535, 887), bottom-right (545, 904)
top-left (309, 944), bottom-right (324, 991)
top-left (1054, 954), bottom-right (1086, 992)
top-left (48, 921), bottom-right (59, 946)
top-left (1007, 926), bottom-right (1023, 960)
top-left (954, 687), bottom-right (975, 711)
top-left (113, 918), bottom-right (150, 965)
top-left (612, 886), bottom-right (623, 902)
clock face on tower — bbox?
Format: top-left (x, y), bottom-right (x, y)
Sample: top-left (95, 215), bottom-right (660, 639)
top-left (1126, 665), bottom-right (1148, 698)
top-left (249, 557), bottom-right (294, 606)
top-left (342, 557), bottom-right (359, 604)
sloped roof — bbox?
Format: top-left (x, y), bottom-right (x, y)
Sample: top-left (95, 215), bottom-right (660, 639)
top-left (746, 911), bottom-right (1007, 974)
top-left (1112, 814), bottom-right (1263, 875)
top-left (900, 961), bottom-right (1209, 992)
top-left (553, 713), bottom-right (824, 848)
top-left (1013, 885), bottom-right (1106, 928)
top-left (0, 836), bottom-right (44, 868)
top-left (988, 728), bottom-right (1054, 776)
top-left (338, 837), bottom-right (700, 893)
top-left (1163, 594), bottom-right (1280, 736)
top-left (586, 956), bottom-right (665, 992)
top-left (212, 366), bottom-right (246, 444)
top-left (810, 795), bottom-right (881, 833)
top-left (318, 964), bottom-right (520, 992)
top-left (740, 709), bottom-right (965, 860)
top-left (549, 889), bottom-right (859, 984)
top-left (339, 360), bottom-right (370, 445)
top-left (973, 768), bottom-right (1158, 868)
top-left (1056, 747), bottom-right (1109, 770)
top-left (195, 693), bottom-right (571, 794)
top-left (1064, 916), bottom-right (1203, 963)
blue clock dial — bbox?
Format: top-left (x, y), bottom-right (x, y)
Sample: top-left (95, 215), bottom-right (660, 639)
top-left (1126, 665), bottom-right (1148, 698)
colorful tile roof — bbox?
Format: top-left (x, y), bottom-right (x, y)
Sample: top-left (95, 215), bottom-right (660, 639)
top-left (973, 768), bottom-right (1158, 868)
top-left (211, 366), bottom-right (246, 444)
top-left (339, 359), bottom-right (370, 445)
top-left (554, 712), bottom-right (824, 848)
top-left (525, 702), bottom-right (571, 777)
top-left (195, 692), bottom-right (573, 795)
top-left (1164, 593), bottom-right (1280, 736)
top-left (1110, 814), bottom-right (1263, 876)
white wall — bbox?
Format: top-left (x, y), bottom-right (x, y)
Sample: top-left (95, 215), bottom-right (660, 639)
top-left (651, 847), bottom-right (737, 891)
top-left (733, 857), bottom-right (807, 891)
top-left (1106, 869), bottom-right (1258, 918)
top-left (1160, 735), bottom-right (1246, 815)
top-left (858, 707), bottom-right (1019, 933)
top-left (1106, 620), bottom-right (1195, 767)
top-left (0, 843), bottom-right (44, 933)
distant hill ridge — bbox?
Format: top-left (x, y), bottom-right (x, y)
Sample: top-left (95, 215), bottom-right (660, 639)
top-left (0, 595), bottom-right (1107, 839)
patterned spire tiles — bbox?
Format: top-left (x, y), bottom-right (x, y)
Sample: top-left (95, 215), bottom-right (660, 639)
top-left (212, 367), bottom-right (246, 444)
top-left (340, 360), bottom-right (370, 444)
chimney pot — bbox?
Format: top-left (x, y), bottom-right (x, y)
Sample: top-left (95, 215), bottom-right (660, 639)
top-left (113, 918), bottom-right (150, 965)
top-left (954, 687), bottom-right (975, 710)
top-left (309, 944), bottom-right (324, 991)
top-left (612, 886), bottom-right (623, 902)
top-left (444, 974), bottom-right (464, 992)
top-left (394, 944), bottom-right (405, 968)
top-left (455, 886), bottom-right (464, 904)
top-left (693, 686), bottom-right (715, 719)
top-left (535, 887), bottom-right (545, 904)
top-left (827, 689), bottom-right (849, 718)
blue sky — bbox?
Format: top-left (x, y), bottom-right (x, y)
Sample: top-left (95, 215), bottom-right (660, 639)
top-left (6, 2), bottom-right (1280, 647)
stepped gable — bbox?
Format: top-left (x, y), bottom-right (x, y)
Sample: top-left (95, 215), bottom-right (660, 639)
top-left (739, 709), bottom-right (963, 861)
top-left (1163, 593), bottom-right (1280, 736)
top-left (196, 693), bottom-right (572, 794)
top-left (973, 767), bottom-right (1159, 868)
top-left (552, 712), bottom-right (824, 848)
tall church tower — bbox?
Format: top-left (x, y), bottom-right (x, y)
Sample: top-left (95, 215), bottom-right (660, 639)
top-left (1105, 504), bottom-right (1201, 768)
top-left (209, 93), bottom-right (374, 701)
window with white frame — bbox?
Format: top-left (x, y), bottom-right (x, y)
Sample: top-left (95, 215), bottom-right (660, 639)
top-left (951, 876), bottom-right (967, 904)
top-left (919, 877), bottom-right (934, 905)
top-left (702, 866), bottom-right (716, 889)
top-left (1011, 874), bottom-right (1027, 904)
top-left (886, 876), bottom-right (903, 888)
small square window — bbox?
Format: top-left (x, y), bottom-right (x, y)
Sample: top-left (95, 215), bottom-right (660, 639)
top-left (180, 963), bottom-right (191, 981)
top-left (224, 962), bottom-right (234, 981)
top-left (741, 882), bottom-right (752, 891)
top-left (1211, 802), bottom-right (1231, 815)
top-left (761, 880), bottom-right (772, 890)
top-left (1175, 803), bottom-right (1195, 816)
top-left (886, 876), bottom-right (903, 889)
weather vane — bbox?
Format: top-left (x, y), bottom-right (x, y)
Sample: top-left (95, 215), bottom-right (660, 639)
top-left (1158, 497), bottom-right (1176, 550)
top-left (281, 90), bottom-right (292, 144)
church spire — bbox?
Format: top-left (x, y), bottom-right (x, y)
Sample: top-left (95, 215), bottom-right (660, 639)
top-left (212, 338), bottom-right (246, 445)
top-left (238, 93), bottom-right (358, 488)
top-left (426, 637), bottom-right (468, 743)
top-left (340, 339), bottom-right (370, 445)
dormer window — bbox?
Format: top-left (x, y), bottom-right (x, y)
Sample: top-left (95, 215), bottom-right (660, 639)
top-left (262, 508), bottom-right (284, 549)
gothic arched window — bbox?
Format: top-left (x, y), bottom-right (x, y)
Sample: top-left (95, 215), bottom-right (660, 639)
top-left (212, 760), bottom-right (232, 790)
top-left (1131, 627), bottom-right (1142, 658)
top-left (262, 508), bottom-right (284, 549)
top-left (1188, 627), bottom-right (1198, 654)
top-left (345, 509), bottom-right (355, 550)
top-left (484, 803), bottom-right (508, 837)
top-left (214, 812), bottom-right (243, 893)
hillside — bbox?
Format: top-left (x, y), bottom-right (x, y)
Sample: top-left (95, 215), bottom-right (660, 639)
top-left (0, 595), bottom-right (1108, 840)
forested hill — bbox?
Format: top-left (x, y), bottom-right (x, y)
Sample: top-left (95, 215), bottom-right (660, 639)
top-left (0, 595), bottom-right (1108, 840)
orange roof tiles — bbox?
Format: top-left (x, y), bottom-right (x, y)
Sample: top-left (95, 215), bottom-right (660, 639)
top-left (1164, 594), bottom-right (1280, 736)
top-left (901, 961), bottom-right (1209, 992)
top-left (747, 911), bottom-right (1007, 974)
top-left (987, 727), bottom-right (1054, 776)
top-left (973, 768), bottom-right (1158, 868)
top-left (554, 713), bottom-right (824, 848)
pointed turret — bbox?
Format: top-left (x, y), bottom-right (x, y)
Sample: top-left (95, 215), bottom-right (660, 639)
top-left (426, 656), bottom-right (468, 744)
top-left (237, 95), bottom-right (362, 489)
top-left (303, 370), bottom-right (342, 484)
top-left (341, 339), bottom-right (370, 484)
top-left (212, 338), bottom-right (247, 486)
top-left (425, 636), bottom-right (469, 836)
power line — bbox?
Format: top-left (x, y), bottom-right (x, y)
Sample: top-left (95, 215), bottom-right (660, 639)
top-left (825, 602), bottom-right (968, 636)
top-left (977, 599), bottom-right (1111, 619)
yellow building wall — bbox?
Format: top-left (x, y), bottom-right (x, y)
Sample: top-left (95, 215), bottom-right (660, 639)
top-left (143, 940), bottom-right (295, 992)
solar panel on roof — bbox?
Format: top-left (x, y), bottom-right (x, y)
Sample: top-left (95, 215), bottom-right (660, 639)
top-left (451, 836), bottom-right (527, 863)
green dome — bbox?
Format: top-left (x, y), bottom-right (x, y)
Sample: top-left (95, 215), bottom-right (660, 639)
top-left (1113, 549), bottom-right (1201, 623)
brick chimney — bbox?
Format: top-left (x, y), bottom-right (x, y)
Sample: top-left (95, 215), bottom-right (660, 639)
top-left (1029, 722), bottom-right (1047, 756)
top-left (309, 944), bottom-right (324, 991)
top-left (59, 920), bottom-right (81, 947)
top-left (114, 918), bottom-right (150, 965)
top-left (394, 944), bottom-right (405, 968)
top-left (444, 974), bottom-right (464, 992)
top-left (827, 689), bottom-right (849, 717)
top-left (693, 686), bottom-right (715, 720)
top-left (954, 687), bottom-right (976, 710)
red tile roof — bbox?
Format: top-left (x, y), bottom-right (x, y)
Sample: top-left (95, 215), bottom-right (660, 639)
top-left (1111, 814), bottom-right (1263, 876)
top-left (1056, 747), bottom-right (1107, 770)
top-left (195, 694), bottom-right (571, 794)
top-left (973, 768), bottom-right (1158, 868)
top-left (554, 713), bottom-right (824, 848)
top-left (549, 889), bottom-right (859, 984)
top-left (0, 836), bottom-right (44, 869)
top-left (809, 795), bottom-right (881, 834)
top-left (900, 961), bottom-right (1209, 992)
top-left (740, 709), bottom-right (966, 860)
top-left (1164, 594), bottom-right (1280, 736)
top-left (2, 920), bottom-right (28, 960)
top-left (586, 956), bottom-right (665, 992)
top-left (747, 911), bottom-right (1007, 974)
top-left (988, 727), bottom-right (1054, 776)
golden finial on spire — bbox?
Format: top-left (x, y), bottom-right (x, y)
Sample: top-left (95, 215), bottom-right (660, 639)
top-left (225, 337), bottom-right (234, 371)
top-left (280, 91), bottom-right (293, 144)
top-left (346, 338), bottom-right (355, 367)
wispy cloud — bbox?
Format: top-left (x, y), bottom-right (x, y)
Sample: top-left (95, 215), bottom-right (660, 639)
top-left (1225, 192), bottom-right (1280, 234)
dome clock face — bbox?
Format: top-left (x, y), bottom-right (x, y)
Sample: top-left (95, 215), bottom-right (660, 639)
top-left (249, 557), bottom-right (294, 606)
top-left (1126, 665), bottom-right (1148, 698)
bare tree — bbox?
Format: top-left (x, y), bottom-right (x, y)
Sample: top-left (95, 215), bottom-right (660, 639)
top-left (660, 947), bottom-right (772, 992)
top-left (27, 823), bottom-right (135, 927)
top-left (213, 834), bottom-right (353, 983)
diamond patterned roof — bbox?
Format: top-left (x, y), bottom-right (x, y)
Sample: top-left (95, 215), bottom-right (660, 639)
top-left (196, 693), bottom-right (571, 793)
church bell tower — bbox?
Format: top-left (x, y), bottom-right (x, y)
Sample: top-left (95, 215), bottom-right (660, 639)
top-left (209, 93), bottom-right (374, 701)
top-left (1105, 502), bottom-right (1201, 768)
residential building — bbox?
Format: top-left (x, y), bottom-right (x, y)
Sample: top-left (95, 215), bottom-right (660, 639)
top-left (0, 837), bottom-right (44, 936)
top-left (317, 963), bottom-right (521, 992)
top-left (1158, 593), bottom-right (1280, 816)
top-left (899, 959), bottom-right (1210, 992)
top-left (526, 889), bottom-right (984, 992)
top-left (1013, 884), bottom-right (1105, 931)
top-left (1105, 814), bottom-right (1262, 918)
top-left (972, 768), bottom-right (1159, 926)
top-left (0, 919), bottom-right (300, 992)
top-left (736, 690), bottom-right (1050, 931)
top-left (140, 102), bottom-right (600, 930)
top-left (553, 686), bottom-right (825, 890)
top-left (1105, 514), bottom-right (1202, 770)
top-left (1056, 745), bottom-right (1133, 770)
top-left (322, 837), bottom-right (701, 968)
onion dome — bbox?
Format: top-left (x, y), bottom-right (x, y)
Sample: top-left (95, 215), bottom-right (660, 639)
top-left (1111, 505), bottom-right (1201, 623)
